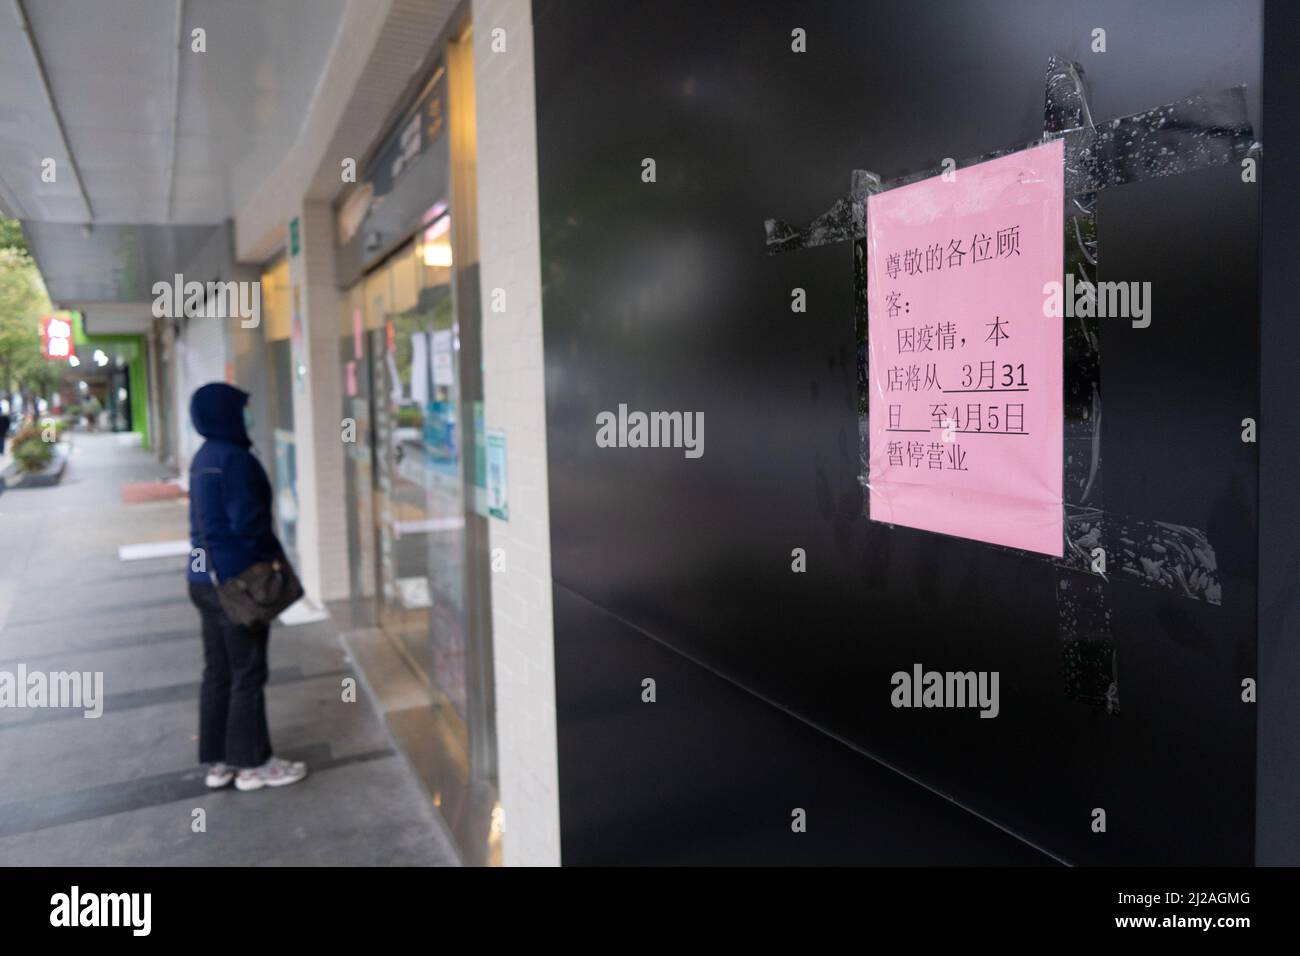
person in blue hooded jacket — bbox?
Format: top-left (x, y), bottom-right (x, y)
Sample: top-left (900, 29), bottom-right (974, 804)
top-left (187, 382), bottom-right (307, 792)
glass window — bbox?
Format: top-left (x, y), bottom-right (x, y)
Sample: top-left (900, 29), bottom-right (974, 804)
top-left (261, 256), bottom-right (296, 552)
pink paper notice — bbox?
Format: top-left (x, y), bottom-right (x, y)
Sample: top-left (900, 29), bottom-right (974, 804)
top-left (867, 139), bottom-right (1064, 556)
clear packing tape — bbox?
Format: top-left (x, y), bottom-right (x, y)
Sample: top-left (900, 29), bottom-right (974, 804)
top-left (764, 57), bottom-right (1257, 712)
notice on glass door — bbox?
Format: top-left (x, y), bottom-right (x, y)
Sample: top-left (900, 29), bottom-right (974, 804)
top-left (432, 329), bottom-right (455, 387)
top-left (866, 138), bottom-right (1064, 556)
top-left (486, 429), bottom-right (509, 521)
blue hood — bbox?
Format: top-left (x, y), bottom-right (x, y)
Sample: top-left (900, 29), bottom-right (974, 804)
top-left (190, 382), bottom-right (250, 447)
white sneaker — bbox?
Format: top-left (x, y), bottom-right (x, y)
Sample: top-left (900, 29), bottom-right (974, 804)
top-left (204, 763), bottom-right (235, 789)
top-left (234, 757), bottom-right (308, 792)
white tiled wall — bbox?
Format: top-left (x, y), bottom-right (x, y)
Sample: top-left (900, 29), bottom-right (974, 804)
top-left (473, 0), bottom-right (561, 868)
top-left (173, 311), bottom-right (229, 477)
top-left (289, 202), bottom-right (351, 603)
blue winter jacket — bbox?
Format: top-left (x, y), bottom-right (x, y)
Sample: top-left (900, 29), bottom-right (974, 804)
top-left (187, 383), bottom-right (282, 585)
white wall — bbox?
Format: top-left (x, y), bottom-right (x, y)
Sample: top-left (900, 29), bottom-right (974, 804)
top-left (473, 0), bottom-right (561, 867)
top-left (287, 202), bottom-right (351, 604)
top-left (172, 312), bottom-right (229, 478)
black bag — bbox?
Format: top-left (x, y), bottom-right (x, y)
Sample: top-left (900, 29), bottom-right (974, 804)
top-left (213, 554), bottom-right (304, 629)
top-left (211, 554), bottom-right (304, 628)
top-left (195, 468), bottom-right (304, 627)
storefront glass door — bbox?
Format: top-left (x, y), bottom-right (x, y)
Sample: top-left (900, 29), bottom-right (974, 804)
top-left (367, 241), bottom-right (468, 725)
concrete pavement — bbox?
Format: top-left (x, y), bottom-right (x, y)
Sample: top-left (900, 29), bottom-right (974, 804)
top-left (0, 432), bottom-right (459, 865)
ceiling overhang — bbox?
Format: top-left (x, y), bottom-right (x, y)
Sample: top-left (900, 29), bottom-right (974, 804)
top-left (1, 0), bottom-right (347, 301)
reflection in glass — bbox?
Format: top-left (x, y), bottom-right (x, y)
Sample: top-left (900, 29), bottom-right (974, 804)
top-left (365, 239), bottom-right (468, 717)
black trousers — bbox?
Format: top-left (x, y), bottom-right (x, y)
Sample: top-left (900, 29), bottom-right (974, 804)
top-left (189, 581), bottom-right (272, 768)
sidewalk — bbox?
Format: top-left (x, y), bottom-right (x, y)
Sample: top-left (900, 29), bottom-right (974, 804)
top-left (0, 433), bottom-right (459, 865)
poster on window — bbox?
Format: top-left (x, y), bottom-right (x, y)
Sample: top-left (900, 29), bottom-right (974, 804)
top-left (866, 138), bottom-right (1064, 556)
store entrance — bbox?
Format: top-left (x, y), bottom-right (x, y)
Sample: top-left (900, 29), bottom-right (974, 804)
top-left (368, 274), bottom-right (469, 734)
top-left (333, 22), bottom-right (497, 862)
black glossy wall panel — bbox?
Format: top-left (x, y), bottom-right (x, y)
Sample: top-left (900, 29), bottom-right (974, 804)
top-left (553, 585), bottom-right (1054, 865)
top-left (536, 0), bottom-right (1261, 865)
top-left (1256, 1), bottom-right (1300, 865)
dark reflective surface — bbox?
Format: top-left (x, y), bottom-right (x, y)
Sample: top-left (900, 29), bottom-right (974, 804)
top-left (536, 0), bottom-right (1260, 864)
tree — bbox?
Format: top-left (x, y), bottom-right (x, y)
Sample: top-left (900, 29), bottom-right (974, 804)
top-left (0, 218), bottom-right (58, 415)
top-left (0, 218), bottom-right (29, 256)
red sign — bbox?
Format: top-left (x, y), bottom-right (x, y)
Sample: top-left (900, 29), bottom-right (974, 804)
top-left (40, 314), bottom-right (73, 360)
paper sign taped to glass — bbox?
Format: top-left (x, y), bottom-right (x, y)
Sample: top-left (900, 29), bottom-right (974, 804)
top-left (867, 138), bottom-right (1064, 556)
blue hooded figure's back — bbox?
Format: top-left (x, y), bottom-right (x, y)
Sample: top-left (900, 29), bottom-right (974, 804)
top-left (187, 383), bottom-right (281, 584)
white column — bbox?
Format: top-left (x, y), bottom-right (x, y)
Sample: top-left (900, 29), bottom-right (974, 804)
top-left (155, 318), bottom-right (177, 467)
top-left (474, 0), bottom-right (561, 868)
top-left (286, 202), bottom-right (350, 603)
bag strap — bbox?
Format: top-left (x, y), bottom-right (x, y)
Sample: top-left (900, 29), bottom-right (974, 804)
top-left (192, 466), bottom-right (223, 587)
